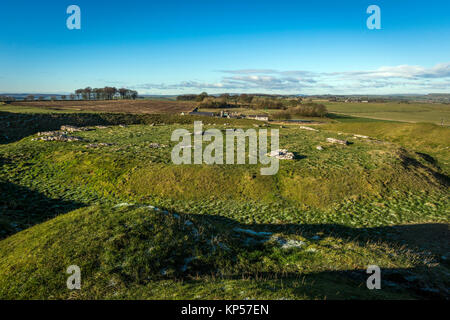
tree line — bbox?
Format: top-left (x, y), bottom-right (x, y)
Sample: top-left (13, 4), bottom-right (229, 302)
top-left (177, 92), bottom-right (327, 117)
top-left (0, 87), bottom-right (140, 102)
top-left (177, 92), bottom-right (305, 108)
top-left (74, 87), bottom-right (138, 100)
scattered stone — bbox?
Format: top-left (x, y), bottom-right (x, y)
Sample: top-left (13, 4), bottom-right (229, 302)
top-left (354, 134), bottom-right (369, 139)
top-left (420, 287), bottom-right (440, 294)
top-left (119, 124), bottom-right (127, 128)
top-left (299, 126), bottom-right (318, 132)
top-left (218, 242), bottom-right (230, 251)
top-left (60, 125), bottom-right (89, 132)
top-left (243, 237), bottom-right (264, 246)
top-left (384, 280), bottom-right (400, 288)
top-left (85, 143), bottom-right (112, 148)
top-left (326, 138), bottom-right (349, 145)
top-left (149, 142), bottom-right (167, 148)
top-left (253, 124), bottom-right (260, 128)
top-left (267, 149), bottom-right (295, 160)
top-left (180, 257), bottom-right (195, 272)
top-left (37, 131), bottom-right (60, 136)
top-left (33, 134), bottom-right (83, 142)
top-left (316, 146), bottom-right (324, 151)
top-left (233, 228), bottom-right (272, 238)
top-left (274, 237), bottom-right (306, 249)
top-left (404, 275), bottom-right (419, 282)
top-left (95, 125), bottom-right (109, 129)
top-left (113, 203), bottom-right (132, 208)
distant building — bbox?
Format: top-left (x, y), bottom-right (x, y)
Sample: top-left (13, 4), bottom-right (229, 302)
top-left (189, 111), bottom-right (217, 117)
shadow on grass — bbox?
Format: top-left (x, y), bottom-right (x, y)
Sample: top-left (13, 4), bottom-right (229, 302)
top-left (0, 111), bottom-right (259, 145)
top-left (175, 266), bottom-right (446, 300)
top-left (174, 212), bottom-right (450, 299)
top-left (199, 214), bottom-right (449, 257)
top-left (399, 150), bottom-right (450, 186)
top-left (0, 181), bottom-right (85, 239)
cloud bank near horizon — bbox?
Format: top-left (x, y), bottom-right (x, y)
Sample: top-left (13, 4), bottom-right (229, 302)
top-left (132, 63), bottom-right (450, 94)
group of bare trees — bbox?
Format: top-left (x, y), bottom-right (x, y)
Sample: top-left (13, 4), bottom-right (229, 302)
top-left (1, 87), bottom-right (139, 102)
top-left (0, 96), bottom-right (16, 102)
top-left (74, 87), bottom-right (138, 100)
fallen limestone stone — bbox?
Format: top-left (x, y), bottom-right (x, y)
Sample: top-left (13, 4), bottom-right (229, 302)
top-left (95, 125), bottom-right (109, 129)
top-left (316, 146), bottom-right (324, 151)
top-left (119, 124), bottom-right (127, 128)
top-left (60, 125), bottom-right (89, 132)
top-left (267, 149), bottom-right (295, 160)
top-left (274, 237), bottom-right (306, 249)
top-left (113, 202), bottom-right (133, 208)
top-left (85, 143), bottom-right (112, 148)
top-left (299, 126), bottom-right (319, 132)
top-left (354, 134), bottom-right (369, 139)
top-left (234, 228), bottom-right (273, 238)
top-left (149, 142), bottom-right (167, 148)
top-left (34, 134), bottom-right (83, 142)
top-left (38, 131), bottom-right (61, 136)
top-left (326, 138), bottom-right (348, 145)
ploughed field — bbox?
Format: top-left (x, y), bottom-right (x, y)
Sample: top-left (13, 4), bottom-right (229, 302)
top-left (0, 106), bottom-right (448, 299)
top-left (8, 99), bottom-right (195, 114)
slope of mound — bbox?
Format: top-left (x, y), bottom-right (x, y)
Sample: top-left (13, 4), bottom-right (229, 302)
top-left (0, 205), bottom-right (239, 299)
top-left (2, 204), bottom-right (444, 299)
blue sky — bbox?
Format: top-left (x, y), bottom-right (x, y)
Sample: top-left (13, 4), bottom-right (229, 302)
top-left (0, 0), bottom-right (449, 94)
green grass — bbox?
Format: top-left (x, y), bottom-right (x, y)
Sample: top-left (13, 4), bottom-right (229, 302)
top-left (321, 121), bottom-right (450, 175)
top-left (0, 205), bottom-right (443, 299)
top-left (0, 110), bottom-right (448, 299)
top-left (324, 102), bottom-right (450, 125)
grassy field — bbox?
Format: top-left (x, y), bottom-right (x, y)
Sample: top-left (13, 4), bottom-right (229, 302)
top-left (0, 103), bottom-right (448, 299)
top-left (324, 101), bottom-right (450, 125)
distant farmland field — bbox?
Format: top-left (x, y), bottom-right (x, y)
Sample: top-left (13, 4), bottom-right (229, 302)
top-left (324, 102), bottom-right (450, 124)
top-left (7, 99), bottom-right (195, 114)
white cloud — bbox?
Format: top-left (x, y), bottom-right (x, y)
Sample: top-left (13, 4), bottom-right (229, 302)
top-left (330, 63), bottom-right (450, 79)
top-left (132, 63), bottom-right (450, 94)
